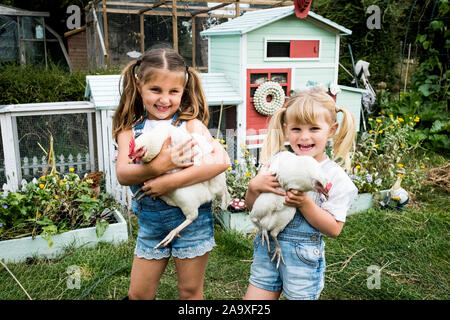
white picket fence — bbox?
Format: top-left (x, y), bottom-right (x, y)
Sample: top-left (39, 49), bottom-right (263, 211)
top-left (21, 153), bottom-right (92, 177)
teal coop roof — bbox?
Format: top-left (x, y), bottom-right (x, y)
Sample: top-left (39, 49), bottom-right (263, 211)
top-left (200, 5), bottom-right (352, 36)
top-left (85, 73), bottom-right (242, 109)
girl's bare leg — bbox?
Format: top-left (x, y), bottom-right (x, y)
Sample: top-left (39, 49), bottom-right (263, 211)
top-left (128, 255), bottom-right (169, 300)
top-left (243, 283), bottom-right (281, 300)
top-left (174, 252), bottom-right (210, 300)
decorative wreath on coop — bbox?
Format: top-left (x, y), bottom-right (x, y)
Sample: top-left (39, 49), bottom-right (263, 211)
top-left (253, 81), bottom-right (286, 116)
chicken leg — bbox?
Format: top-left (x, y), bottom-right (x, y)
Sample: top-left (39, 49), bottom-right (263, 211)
top-left (154, 218), bottom-right (194, 249)
top-left (270, 235), bottom-right (285, 269)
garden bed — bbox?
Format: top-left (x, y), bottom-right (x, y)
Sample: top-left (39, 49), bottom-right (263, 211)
top-left (0, 209), bottom-right (128, 263)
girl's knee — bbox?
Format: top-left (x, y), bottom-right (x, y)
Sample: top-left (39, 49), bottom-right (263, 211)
top-left (128, 288), bottom-right (156, 300)
top-left (177, 284), bottom-right (203, 300)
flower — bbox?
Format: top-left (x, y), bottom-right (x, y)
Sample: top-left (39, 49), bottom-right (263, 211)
top-left (39, 184), bottom-right (45, 189)
top-left (398, 118), bottom-right (404, 122)
top-left (401, 143), bottom-right (405, 147)
top-left (369, 130), bottom-right (373, 134)
top-left (227, 167), bottom-right (232, 171)
top-left (234, 159), bottom-right (238, 164)
top-left (378, 130), bottom-right (383, 134)
top-left (374, 179), bottom-right (382, 186)
top-left (397, 163), bottom-right (404, 168)
top-left (2, 204), bottom-right (7, 209)
top-left (366, 174), bottom-right (373, 183)
top-left (376, 119), bottom-right (382, 123)
top-left (245, 151), bottom-right (249, 155)
top-left (0, 222), bottom-right (3, 228)
top-left (54, 195), bottom-right (59, 200)
top-left (69, 168), bottom-right (75, 172)
top-left (355, 165), bottom-right (361, 169)
top-left (414, 116), bottom-right (420, 122)
top-left (420, 165), bottom-right (425, 169)
top-left (245, 172), bottom-right (250, 178)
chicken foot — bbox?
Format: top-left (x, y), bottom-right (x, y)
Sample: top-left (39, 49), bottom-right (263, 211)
top-left (269, 235), bottom-right (285, 269)
top-left (154, 218), bottom-right (193, 249)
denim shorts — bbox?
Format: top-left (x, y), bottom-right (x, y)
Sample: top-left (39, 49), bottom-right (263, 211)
top-left (131, 190), bottom-right (215, 260)
top-left (249, 211), bottom-right (326, 300)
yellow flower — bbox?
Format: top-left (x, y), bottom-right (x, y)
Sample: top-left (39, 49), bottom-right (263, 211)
top-left (376, 119), bottom-right (382, 123)
top-left (69, 168), bottom-right (75, 172)
top-left (54, 195), bottom-right (59, 200)
top-left (63, 178), bottom-right (67, 182)
top-left (221, 139), bottom-right (225, 144)
top-left (398, 118), bottom-right (404, 122)
top-left (410, 172), bottom-right (414, 175)
top-left (227, 167), bottom-right (232, 171)
top-left (234, 159), bottom-right (238, 164)
top-left (414, 116), bottom-right (420, 122)
top-left (85, 179), bottom-right (93, 184)
top-left (389, 114), bottom-right (393, 118)
top-left (420, 165), bottom-right (425, 169)
top-left (397, 163), bottom-right (404, 168)
top-left (245, 172), bottom-right (250, 178)
top-left (369, 130), bottom-right (373, 134)
top-left (39, 184), bottom-right (45, 189)
top-left (409, 116), bottom-right (413, 120)
top-left (355, 165), bottom-right (361, 169)
top-left (40, 176), bottom-right (46, 180)
top-left (245, 150), bottom-right (249, 155)
top-left (368, 118), bottom-right (373, 121)
top-left (375, 144), bottom-right (379, 148)
top-left (378, 130), bottom-right (383, 134)
top-left (223, 145), bottom-right (227, 149)
top-left (400, 143), bottom-right (405, 147)
top-left (37, 212), bottom-right (41, 218)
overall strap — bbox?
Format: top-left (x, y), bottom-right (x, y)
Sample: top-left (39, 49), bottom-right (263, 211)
top-left (171, 112), bottom-right (183, 127)
top-left (133, 119), bottom-right (146, 139)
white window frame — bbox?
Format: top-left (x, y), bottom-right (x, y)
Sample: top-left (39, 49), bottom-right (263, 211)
top-left (263, 36), bottom-right (322, 62)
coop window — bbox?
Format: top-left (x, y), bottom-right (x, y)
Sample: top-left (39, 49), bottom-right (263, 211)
top-left (265, 38), bottom-right (320, 60)
top-left (266, 41), bottom-right (290, 58)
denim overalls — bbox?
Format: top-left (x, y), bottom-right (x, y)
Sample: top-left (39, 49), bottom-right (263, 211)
top-left (249, 208), bottom-right (326, 300)
top-left (130, 114), bottom-right (215, 260)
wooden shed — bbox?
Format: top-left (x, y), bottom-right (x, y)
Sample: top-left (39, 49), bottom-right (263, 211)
top-left (200, 5), bottom-right (366, 151)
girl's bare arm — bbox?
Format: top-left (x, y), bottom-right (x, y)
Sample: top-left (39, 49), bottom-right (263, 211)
top-left (115, 129), bottom-right (195, 186)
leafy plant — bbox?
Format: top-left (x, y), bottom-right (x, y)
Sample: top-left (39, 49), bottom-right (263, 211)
top-left (0, 171), bottom-right (117, 246)
top-left (223, 142), bottom-right (257, 211)
top-left (350, 115), bottom-right (428, 193)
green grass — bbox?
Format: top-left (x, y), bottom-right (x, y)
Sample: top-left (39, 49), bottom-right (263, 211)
top-left (0, 187), bottom-right (448, 300)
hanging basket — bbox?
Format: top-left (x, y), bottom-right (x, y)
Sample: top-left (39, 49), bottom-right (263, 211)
top-left (253, 81), bottom-right (286, 116)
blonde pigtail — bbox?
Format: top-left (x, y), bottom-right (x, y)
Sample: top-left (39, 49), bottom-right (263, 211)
top-left (259, 108), bottom-right (287, 165)
top-left (333, 107), bottom-right (356, 170)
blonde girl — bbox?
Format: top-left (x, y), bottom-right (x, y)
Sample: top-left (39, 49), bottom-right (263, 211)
top-left (244, 86), bottom-right (358, 300)
top-left (113, 47), bottom-right (230, 300)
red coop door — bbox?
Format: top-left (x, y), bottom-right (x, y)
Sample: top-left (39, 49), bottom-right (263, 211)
top-left (246, 68), bottom-right (291, 137)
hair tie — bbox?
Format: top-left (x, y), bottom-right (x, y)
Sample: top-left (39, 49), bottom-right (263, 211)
top-left (336, 107), bottom-right (342, 113)
top-left (185, 65), bottom-right (190, 85)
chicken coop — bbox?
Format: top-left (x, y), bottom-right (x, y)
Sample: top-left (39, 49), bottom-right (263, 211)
top-left (200, 5), bottom-right (366, 157)
top-left (0, 4), bottom-right (72, 70)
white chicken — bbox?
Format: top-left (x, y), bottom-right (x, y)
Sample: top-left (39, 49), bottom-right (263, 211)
top-left (250, 151), bottom-right (331, 268)
top-left (128, 122), bottom-right (230, 249)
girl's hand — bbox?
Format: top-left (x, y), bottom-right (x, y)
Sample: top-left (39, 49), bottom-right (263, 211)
top-left (284, 190), bottom-right (311, 208)
top-left (138, 174), bottom-right (173, 199)
top-left (152, 136), bottom-right (198, 172)
top-left (249, 164), bottom-right (285, 197)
